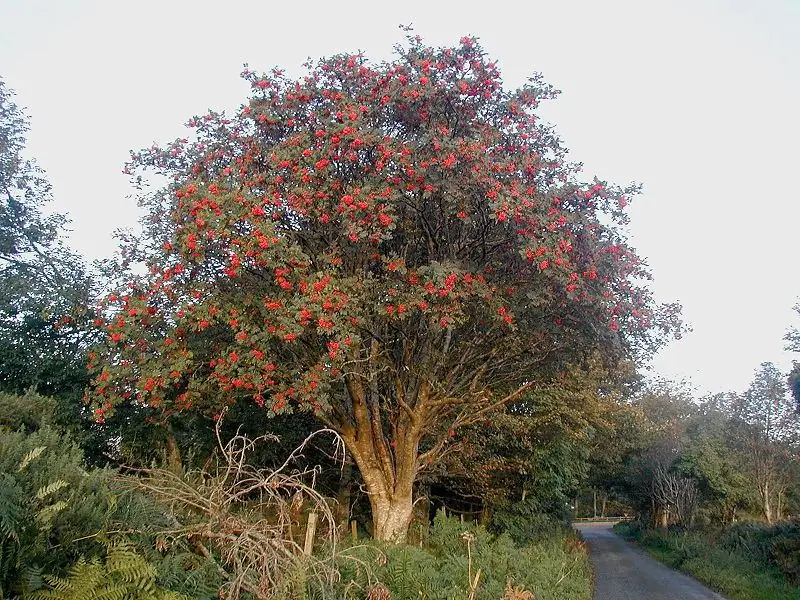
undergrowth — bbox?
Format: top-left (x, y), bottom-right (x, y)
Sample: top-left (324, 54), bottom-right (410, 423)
top-left (1, 391), bottom-right (591, 599)
top-left (614, 520), bottom-right (800, 600)
top-left (319, 511), bottom-right (592, 600)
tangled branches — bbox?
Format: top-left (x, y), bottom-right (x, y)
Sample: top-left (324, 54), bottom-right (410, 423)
top-left (122, 422), bottom-right (345, 599)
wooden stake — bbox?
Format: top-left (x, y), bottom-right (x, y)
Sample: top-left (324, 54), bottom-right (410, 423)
top-left (304, 512), bottom-right (318, 556)
top-left (350, 519), bottom-right (358, 542)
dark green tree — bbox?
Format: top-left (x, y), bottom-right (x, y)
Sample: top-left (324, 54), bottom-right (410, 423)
top-left (729, 362), bottom-right (800, 524)
top-left (0, 78), bottom-right (97, 405)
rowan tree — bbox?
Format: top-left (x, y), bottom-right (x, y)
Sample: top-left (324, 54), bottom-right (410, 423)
top-left (90, 34), bottom-right (681, 541)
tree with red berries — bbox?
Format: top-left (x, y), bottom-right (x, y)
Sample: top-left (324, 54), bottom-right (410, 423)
top-left (90, 34), bottom-right (681, 541)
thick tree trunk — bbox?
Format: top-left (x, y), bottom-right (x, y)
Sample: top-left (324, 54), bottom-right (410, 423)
top-left (371, 492), bottom-right (414, 541)
top-left (343, 428), bottom-right (419, 542)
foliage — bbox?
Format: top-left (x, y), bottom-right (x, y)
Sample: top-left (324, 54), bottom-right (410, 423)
top-left (29, 541), bottom-right (189, 600)
top-left (675, 428), bottom-right (751, 525)
top-left (89, 32), bottom-right (681, 540)
top-left (0, 414), bottom-right (116, 597)
top-left (431, 357), bottom-right (630, 524)
top-left (613, 381), bottom-right (699, 524)
top-left (726, 363), bottom-right (800, 524)
top-left (327, 511), bottom-right (591, 600)
top-left (608, 372), bottom-right (800, 528)
top-left (0, 78), bottom-right (98, 404)
top-left (615, 520), bottom-right (800, 600)
top-left (0, 391), bottom-right (227, 599)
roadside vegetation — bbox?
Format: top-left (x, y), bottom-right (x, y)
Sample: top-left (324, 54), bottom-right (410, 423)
top-left (0, 390), bottom-right (591, 599)
top-left (615, 520), bottom-right (800, 600)
top-left (599, 366), bottom-right (800, 600)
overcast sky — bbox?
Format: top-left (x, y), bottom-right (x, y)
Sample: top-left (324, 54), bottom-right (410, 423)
top-left (1, 0), bottom-right (798, 395)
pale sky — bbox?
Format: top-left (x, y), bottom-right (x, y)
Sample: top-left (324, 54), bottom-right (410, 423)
top-left (1, 0), bottom-right (798, 395)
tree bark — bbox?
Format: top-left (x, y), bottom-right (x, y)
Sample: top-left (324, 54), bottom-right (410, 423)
top-left (342, 426), bottom-right (419, 542)
top-left (776, 487), bottom-right (785, 522)
top-left (760, 481), bottom-right (773, 525)
top-left (353, 457), bottom-right (415, 541)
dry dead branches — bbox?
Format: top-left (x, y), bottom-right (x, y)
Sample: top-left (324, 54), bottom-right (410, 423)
top-left (121, 421), bottom-right (345, 599)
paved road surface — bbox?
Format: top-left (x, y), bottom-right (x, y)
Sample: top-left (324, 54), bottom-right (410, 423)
top-left (575, 522), bottom-right (727, 600)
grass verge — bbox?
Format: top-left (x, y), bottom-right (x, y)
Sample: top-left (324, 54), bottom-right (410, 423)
top-left (324, 511), bottom-right (592, 600)
top-left (613, 521), bottom-right (800, 600)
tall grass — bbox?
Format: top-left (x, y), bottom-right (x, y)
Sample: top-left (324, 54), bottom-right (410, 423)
top-left (317, 511), bottom-right (592, 600)
top-left (614, 520), bottom-right (800, 600)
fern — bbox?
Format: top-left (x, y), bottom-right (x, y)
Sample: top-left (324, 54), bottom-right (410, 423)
top-left (36, 480), bottom-right (70, 501)
top-left (0, 474), bottom-right (23, 541)
top-left (35, 500), bottom-right (68, 525)
top-left (30, 542), bottom-right (190, 600)
top-left (18, 446), bottom-right (47, 472)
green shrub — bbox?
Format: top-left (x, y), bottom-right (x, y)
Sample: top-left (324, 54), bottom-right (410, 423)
top-left (0, 421), bottom-right (114, 597)
top-left (490, 499), bottom-right (566, 546)
top-left (612, 519), bottom-right (643, 540)
top-left (29, 541), bottom-right (189, 600)
top-left (0, 394), bottom-right (224, 599)
top-left (626, 521), bottom-right (800, 600)
top-left (322, 511), bottom-right (591, 600)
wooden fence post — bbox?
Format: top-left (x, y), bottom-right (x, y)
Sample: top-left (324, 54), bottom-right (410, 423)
top-left (304, 512), bottom-right (319, 556)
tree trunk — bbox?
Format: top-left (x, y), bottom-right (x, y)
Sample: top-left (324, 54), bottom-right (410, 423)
top-left (164, 432), bottom-right (182, 475)
top-left (658, 507), bottom-right (668, 529)
top-left (593, 489), bottom-right (597, 519)
top-left (343, 427), bottom-right (419, 543)
top-left (371, 493), bottom-right (414, 541)
top-left (761, 481), bottom-right (773, 525)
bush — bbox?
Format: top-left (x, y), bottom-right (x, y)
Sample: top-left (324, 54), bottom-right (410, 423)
top-left (490, 499), bottom-right (567, 546)
top-left (612, 519), bottom-right (643, 540)
top-left (324, 511), bottom-right (591, 600)
top-left (623, 520), bottom-right (800, 600)
top-left (29, 541), bottom-right (189, 600)
top-left (0, 393), bottom-right (225, 599)
top-left (0, 420), bottom-right (115, 596)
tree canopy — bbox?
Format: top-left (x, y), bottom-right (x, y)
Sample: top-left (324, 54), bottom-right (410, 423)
top-left (0, 78), bottom-right (96, 402)
top-left (90, 34), bottom-right (681, 540)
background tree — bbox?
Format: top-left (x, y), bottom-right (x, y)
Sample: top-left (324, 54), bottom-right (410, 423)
top-left (675, 402), bottom-right (751, 525)
top-left (0, 78), bottom-right (97, 409)
top-left (728, 362), bottom-right (800, 524)
top-left (786, 301), bottom-right (800, 406)
top-left (430, 357), bottom-right (624, 526)
top-left (615, 381), bottom-right (698, 527)
top-left (91, 34), bottom-right (681, 541)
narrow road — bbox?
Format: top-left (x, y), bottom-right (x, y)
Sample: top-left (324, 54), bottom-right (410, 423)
top-left (575, 522), bottom-right (726, 600)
